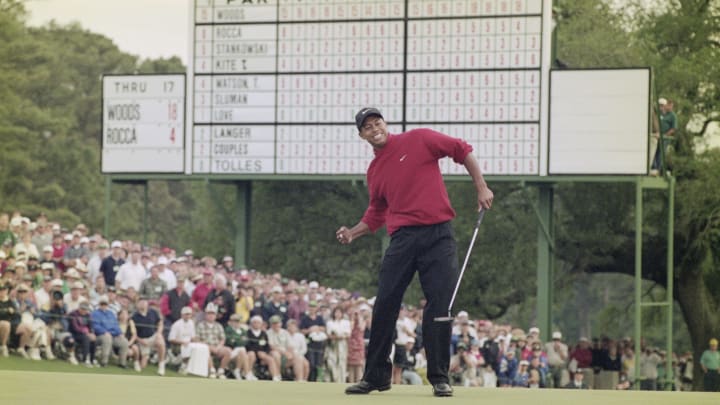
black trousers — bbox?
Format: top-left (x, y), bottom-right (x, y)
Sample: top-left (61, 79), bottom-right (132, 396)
top-left (362, 222), bottom-right (459, 385)
top-left (73, 333), bottom-right (96, 363)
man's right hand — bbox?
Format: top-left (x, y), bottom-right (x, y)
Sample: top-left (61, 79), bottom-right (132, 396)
top-left (336, 226), bottom-right (353, 245)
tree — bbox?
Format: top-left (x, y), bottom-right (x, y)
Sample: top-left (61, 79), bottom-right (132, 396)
top-left (552, 0), bottom-right (720, 390)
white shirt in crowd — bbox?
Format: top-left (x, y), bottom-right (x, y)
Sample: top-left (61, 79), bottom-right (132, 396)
top-left (288, 331), bottom-right (307, 356)
top-left (87, 254), bottom-right (103, 283)
top-left (35, 288), bottom-right (50, 312)
top-left (63, 294), bottom-right (88, 313)
top-left (169, 318), bottom-right (196, 345)
top-left (116, 260), bottom-right (146, 291)
top-left (640, 351), bottom-right (662, 379)
top-left (159, 267), bottom-right (177, 290)
top-left (326, 318), bottom-right (351, 339)
top-left (395, 315), bottom-right (416, 345)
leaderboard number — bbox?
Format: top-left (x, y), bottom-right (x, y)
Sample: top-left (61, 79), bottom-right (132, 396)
top-left (168, 101), bottom-right (178, 144)
top-left (168, 102), bottom-right (178, 120)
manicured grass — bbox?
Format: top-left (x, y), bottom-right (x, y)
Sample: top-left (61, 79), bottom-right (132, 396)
top-left (0, 357), bottom-right (717, 405)
top-left (0, 352), bottom-right (180, 377)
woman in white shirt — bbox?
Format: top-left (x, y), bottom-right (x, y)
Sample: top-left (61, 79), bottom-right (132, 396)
top-left (325, 306), bottom-right (351, 383)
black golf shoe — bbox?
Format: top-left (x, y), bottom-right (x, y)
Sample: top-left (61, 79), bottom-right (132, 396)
top-left (432, 383), bottom-right (453, 397)
top-left (345, 381), bottom-right (392, 394)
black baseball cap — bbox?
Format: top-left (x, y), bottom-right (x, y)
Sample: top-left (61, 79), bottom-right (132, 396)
top-left (355, 107), bottom-right (384, 130)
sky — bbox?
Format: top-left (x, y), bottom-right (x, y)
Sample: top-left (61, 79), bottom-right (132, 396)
top-left (25, 0), bottom-right (190, 62)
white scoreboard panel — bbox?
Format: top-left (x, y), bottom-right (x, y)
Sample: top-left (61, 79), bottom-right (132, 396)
top-left (189, 0), bottom-right (549, 176)
top-left (102, 75), bottom-right (185, 173)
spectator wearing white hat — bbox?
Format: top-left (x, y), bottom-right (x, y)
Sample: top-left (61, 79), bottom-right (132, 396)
top-left (168, 306), bottom-right (210, 377)
top-left (91, 295), bottom-right (129, 368)
top-left (305, 281), bottom-right (321, 302)
top-left (267, 314), bottom-right (306, 381)
top-left (40, 245), bottom-right (54, 267)
top-left (262, 285), bottom-right (288, 326)
top-left (451, 310), bottom-right (477, 338)
top-left (527, 326), bottom-right (541, 342)
top-left (545, 331), bottom-right (569, 388)
top-left (63, 232), bottom-right (88, 269)
top-left (570, 337), bottom-right (594, 388)
top-left (156, 256), bottom-right (176, 290)
top-left (63, 280), bottom-right (87, 312)
top-left (99, 240), bottom-right (125, 288)
top-left (396, 336), bottom-right (423, 385)
top-left (221, 256), bottom-right (234, 273)
top-left (513, 360), bottom-right (531, 387)
top-left (246, 315), bottom-right (281, 381)
top-left (196, 303), bottom-right (231, 379)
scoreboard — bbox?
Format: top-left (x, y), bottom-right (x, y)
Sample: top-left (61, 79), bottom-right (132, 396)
top-left (188, 0), bottom-right (550, 176)
top-left (102, 75), bottom-right (185, 173)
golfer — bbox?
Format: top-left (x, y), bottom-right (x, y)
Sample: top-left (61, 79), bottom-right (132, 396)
top-left (337, 107), bottom-right (493, 397)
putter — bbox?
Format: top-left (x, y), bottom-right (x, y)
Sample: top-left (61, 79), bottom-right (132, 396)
top-left (434, 209), bottom-right (486, 322)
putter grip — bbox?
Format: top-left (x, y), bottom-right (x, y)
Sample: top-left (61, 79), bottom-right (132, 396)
top-left (476, 209), bottom-right (486, 227)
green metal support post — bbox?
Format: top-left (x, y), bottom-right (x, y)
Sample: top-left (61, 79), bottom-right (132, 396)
top-left (536, 185), bottom-right (554, 342)
top-left (235, 181), bottom-right (252, 268)
top-left (664, 176), bottom-right (675, 390)
top-left (633, 179), bottom-right (643, 388)
top-left (143, 181), bottom-right (149, 247)
top-left (104, 177), bottom-right (112, 239)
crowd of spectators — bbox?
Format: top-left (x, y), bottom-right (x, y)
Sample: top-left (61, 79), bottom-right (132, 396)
top-left (0, 211), bottom-right (715, 391)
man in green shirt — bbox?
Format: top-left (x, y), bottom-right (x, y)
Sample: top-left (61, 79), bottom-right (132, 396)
top-left (651, 98), bottom-right (678, 173)
top-left (701, 338), bottom-right (720, 391)
top-left (225, 313), bottom-right (252, 380)
top-left (0, 214), bottom-right (16, 250)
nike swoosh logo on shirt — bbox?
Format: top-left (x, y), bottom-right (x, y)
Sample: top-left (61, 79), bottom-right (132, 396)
top-left (400, 154), bottom-right (407, 162)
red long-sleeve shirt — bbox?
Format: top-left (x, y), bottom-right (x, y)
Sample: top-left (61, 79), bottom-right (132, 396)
top-left (361, 129), bottom-right (472, 235)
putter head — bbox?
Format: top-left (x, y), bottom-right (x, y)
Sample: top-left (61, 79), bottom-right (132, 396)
top-left (433, 316), bottom-right (454, 322)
